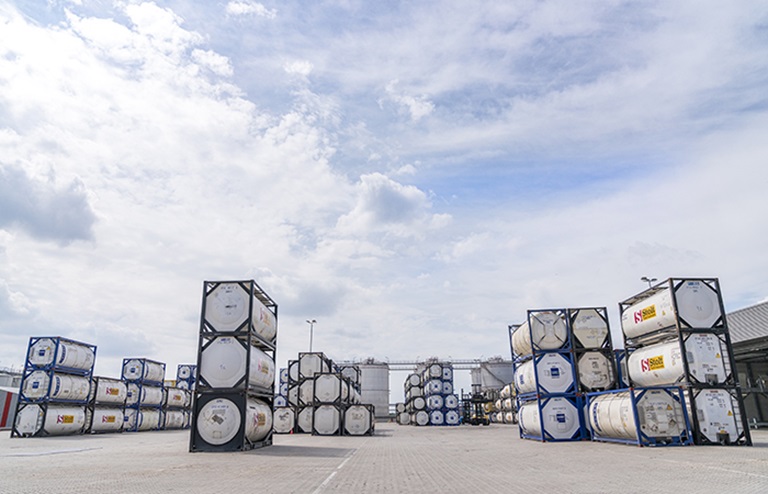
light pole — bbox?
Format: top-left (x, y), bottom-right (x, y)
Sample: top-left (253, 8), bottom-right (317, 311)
top-left (641, 276), bottom-right (657, 288)
top-left (306, 319), bottom-right (316, 352)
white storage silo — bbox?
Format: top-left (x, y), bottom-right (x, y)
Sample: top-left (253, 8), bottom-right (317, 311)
top-left (358, 360), bottom-right (390, 419)
top-left (470, 359), bottom-right (514, 392)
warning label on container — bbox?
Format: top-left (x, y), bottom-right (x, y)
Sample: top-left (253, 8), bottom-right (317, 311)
top-left (640, 355), bottom-right (665, 372)
top-left (633, 304), bottom-right (657, 324)
top-left (103, 416), bottom-right (116, 423)
top-left (58, 415), bottom-right (74, 424)
top-left (106, 387), bottom-right (120, 395)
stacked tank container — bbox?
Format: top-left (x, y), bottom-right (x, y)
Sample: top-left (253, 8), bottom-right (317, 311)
top-left (12, 337), bottom-right (97, 437)
top-left (569, 308), bottom-right (617, 394)
top-left (294, 352), bottom-right (333, 434)
top-left (403, 372), bottom-right (426, 426)
top-left (122, 358), bottom-right (166, 432)
top-left (497, 383), bottom-right (516, 424)
top-left (163, 386), bottom-right (192, 430)
top-left (510, 310), bottom-right (583, 442)
top-left (618, 278), bottom-right (752, 446)
top-left (189, 280), bottom-right (277, 452)
top-left (85, 376), bottom-right (127, 434)
top-left (176, 364), bottom-right (197, 391)
top-left (422, 362), bottom-right (460, 426)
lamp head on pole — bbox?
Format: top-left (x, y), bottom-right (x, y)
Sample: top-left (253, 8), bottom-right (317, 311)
top-left (640, 276), bottom-right (657, 288)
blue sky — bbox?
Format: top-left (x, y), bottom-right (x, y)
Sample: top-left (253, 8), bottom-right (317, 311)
top-left (1, 1), bottom-right (768, 397)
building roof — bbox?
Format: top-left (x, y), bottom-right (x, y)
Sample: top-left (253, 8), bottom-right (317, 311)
top-left (728, 300), bottom-right (768, 344)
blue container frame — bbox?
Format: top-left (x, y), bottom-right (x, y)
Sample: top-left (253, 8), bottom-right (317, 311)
top-left (18, 367), bottom-right (92, 405)
top-left (515, 351), bottom-right (579, 398)
top-left (517, 394), bottom-right (585, 442)
top-left (121, 358), bottom-right (166, 387)
top-left (23, 336), bottom-right (97, 377)
top-left (585, 386), bottom-right (693, 447)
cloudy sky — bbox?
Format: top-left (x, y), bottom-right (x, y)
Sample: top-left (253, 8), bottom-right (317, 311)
top-left (1, 1), bottom-right (767, 397)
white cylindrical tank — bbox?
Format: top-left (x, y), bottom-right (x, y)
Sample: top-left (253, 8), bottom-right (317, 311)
top-left (297, 407), bottom-right (313, 433)
top-left (139, 385), bottom-right (164, 407)
top-left (344, 405), bottom-right (374, 435)
top-left (406, 373), bottom-right (421, 387)
top-left (429, 410), bottom-right (444, 425)
top-left (627, 334), bottom-right (726, 387)
top-left (288, 360), bottom-right (300, 382)
top-left (299, 379), bottom-right (315, 406)
top-left (396, 403), bottom-right (406, 413)
top-left (177, 364), bottom-right (195, 380)
top-left (87, 407), bottom-right (124, 433)
top-left (23, 371), bottom-right (90, 402)
top-left (427, 364), bottom-right (443, 379)
top-left (571, 309), bottom-right (610, 349)
top-left (442, 381), bottom-right (453, 395)
top-left (125, 408), bottom-right (161, 432)
top-left (273, 407), bottom-right (295, 434)
top-left (589, 389), bottom-right (686, 441)
top-left (621, 281), bottom-right (723, 339)
top-left (503, 398), bottom-right (514, 411)
top-left (164, 387), bottom-right (188, 409)
top-left (397, 412), bottom-right (410, 425)
top-left (514, 353), bottom-right (575, 395)
top-left (444, 395), bottom-right (459, 409)
top-left (504, 411), bottom-right (516, 424)
top-left (359, 361), bottom-right (390, 419)
top-left (314, 405), bottom-right (341, 435)
top-left (413, 410), bottom-right (429, 426)
top-left (692, 389), bottom-right (739, 443)
top-left (519, 397), bottom-right (581, 440)
top-left (442, 367), bottom-right (453, 381)
top-left (445, 410), bottom-right (461, 425)
top-left (204, 283), bottom-right (277, 342)
top-left (425, 379), bottom-right (442, 395)
top-left (512, 311), bottom-right (569, 357)
top-left (577, 352), bottom-right (614, 391)
top-left (196, 397), bottom-right (272, 444)
top-left (314, 374), bottom-right (343, 403)
top-left (14, 404), bottom-right (86, 436)
top-left (92, 377), bottom-right (127, 405)
top-left (411, 396), bottom-right (426, 411)
top-left (27, 338), bottom-right (95, 372)
top-left (279, 368), bottom-right (289, 384)
top-left (299, 353), bottom-right (329, 379)
top-left (199, 337), bottom-right (275, 390)
top-left (163, 410), bottom-right (186, 429)
top-left (122, 359), bottom-right (165, 384)
top-left (427, 394), bottom-right (444, 410)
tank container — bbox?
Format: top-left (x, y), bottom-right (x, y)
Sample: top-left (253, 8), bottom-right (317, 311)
top-left (587, 387), bottom-right (692, 446)
top-left (627, 334), bottom-right (728, 387)
top-left (27, 337), bottom-right (96, 374)
top-left (273, 407), bottom-right (295, 434)
top-left (621, 280), bottom-right (723, 340)
top-left (198, 337), bottom-right (274, 390)
top-left (518, 396), bottom-right (582, 441)
top-left (511, 311), bottom-right (569, 357)
top-left (13, 404), bottom-right (86, 437)
top-left (514, 353), bottom-right (576, 395)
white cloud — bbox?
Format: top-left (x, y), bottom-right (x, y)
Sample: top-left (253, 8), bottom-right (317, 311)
top-left (382, 79), bottom-right (434, 121)
top-left (226, 1), bottom-right (277, 19)
top-left (335, 172), bottom-right (450, 237)
top-left (0, 1), bottom-right (767, 382)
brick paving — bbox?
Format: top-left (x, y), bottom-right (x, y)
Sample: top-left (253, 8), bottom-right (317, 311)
top-left (1, 424), bottom-right (767, 493)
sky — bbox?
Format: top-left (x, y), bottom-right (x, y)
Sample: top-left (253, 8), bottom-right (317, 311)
top-left (1, 0), bottom-right (768, 400)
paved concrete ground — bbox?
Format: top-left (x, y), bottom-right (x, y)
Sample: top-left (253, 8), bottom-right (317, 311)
top-left (1, 424), bottom-right (767, 493)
